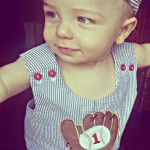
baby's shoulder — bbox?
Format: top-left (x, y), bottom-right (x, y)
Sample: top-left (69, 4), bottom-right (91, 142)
top-left (112, 42), bottom-right (135, 60)
top-left (21, 43), bottom-right (53, 58)
top-left (20, 43), bottom-right (56, 70)
top-left (132, 42), bottom-right (150, 68)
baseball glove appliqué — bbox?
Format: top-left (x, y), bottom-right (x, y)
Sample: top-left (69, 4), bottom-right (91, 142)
top-left (60, 111), bottom-right (119, 150)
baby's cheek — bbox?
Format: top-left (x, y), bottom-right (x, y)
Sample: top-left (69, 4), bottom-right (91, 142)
top-left (43, 28), bottom-right (49, 40)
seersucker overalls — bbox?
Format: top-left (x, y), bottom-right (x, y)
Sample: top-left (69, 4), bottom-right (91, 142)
top-left (20, 42), bottom-right (137, 150)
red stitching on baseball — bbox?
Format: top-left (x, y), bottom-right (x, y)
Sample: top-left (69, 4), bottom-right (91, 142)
top-left (84, 133), bottom-right (92, 149)
top-left (100, 127), bottom-right (106, 145)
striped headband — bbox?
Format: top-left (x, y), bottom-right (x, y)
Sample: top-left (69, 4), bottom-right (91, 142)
top-left (129, 0), bottom-right (142, 14)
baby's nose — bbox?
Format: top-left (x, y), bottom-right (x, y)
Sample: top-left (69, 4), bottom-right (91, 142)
top-left (56, 20), bottom-right (74, 39)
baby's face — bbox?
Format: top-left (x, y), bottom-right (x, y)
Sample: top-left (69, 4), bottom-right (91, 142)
top-left (43, 0), bottom-right (129, 65)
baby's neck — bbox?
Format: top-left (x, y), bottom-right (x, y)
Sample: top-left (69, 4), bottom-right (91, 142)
top-left (57, 53), bottom-right (113, 72)
top-left (57, 54), bottom-right (116, 99)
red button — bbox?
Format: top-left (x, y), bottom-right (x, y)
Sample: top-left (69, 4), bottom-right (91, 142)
top-left (34, 73), bottom-right (43, 80)
top-left (129, 64), bottom-right (134, 71)
top-left (121, 64), bottom-right (126, 71)
top-left (48, 70), bottom-right (56, 77)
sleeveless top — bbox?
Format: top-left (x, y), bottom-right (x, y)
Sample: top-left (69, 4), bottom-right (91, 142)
top-left (20, 42), bottom-right (137, 150)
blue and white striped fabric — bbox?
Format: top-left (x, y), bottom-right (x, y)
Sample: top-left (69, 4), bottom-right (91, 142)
top-left (20, 42), bottom-right (137, 150)
top-left (129, 0), bottom-right (142, 14)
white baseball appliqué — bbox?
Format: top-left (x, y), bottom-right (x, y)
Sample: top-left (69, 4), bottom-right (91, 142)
top-left (79, 125), bottom-right (111, 150)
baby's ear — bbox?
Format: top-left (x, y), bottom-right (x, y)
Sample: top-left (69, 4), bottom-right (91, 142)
top-left (115, 17), bottom-right (137, 44)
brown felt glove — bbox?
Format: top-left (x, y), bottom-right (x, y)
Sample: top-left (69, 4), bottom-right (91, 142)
top-left (60, 111), bottom-right (119, 150)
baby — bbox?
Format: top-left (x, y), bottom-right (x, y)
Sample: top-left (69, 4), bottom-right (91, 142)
top-left (0, 0), bottom-right (149, 149)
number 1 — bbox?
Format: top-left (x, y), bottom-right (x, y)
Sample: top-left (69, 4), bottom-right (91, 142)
top-left (92, 133), bottom-right (100, 144)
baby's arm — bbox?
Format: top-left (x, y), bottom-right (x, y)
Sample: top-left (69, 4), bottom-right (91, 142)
top-left (133, 43), bottom-right (150, 68)
top-left (0, 57), bottom-right (30, 103)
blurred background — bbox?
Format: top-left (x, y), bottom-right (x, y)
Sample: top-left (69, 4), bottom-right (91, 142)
top-left (0, 0), bottom-right (150, 149)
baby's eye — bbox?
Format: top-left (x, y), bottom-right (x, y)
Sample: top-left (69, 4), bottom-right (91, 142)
top-left (77, 17), bottom-right (93, 24)
top-left (45, 11), bottom-right (58, 20)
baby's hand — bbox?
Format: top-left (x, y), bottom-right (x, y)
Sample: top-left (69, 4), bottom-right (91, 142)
top-left (60, 111), bottom-right (119, 150)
